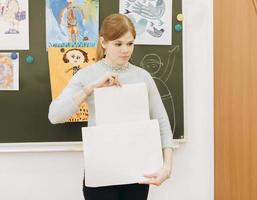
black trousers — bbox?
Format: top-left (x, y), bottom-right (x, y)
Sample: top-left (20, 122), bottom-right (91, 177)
top-left (83, 183), bottom-right (149, 200)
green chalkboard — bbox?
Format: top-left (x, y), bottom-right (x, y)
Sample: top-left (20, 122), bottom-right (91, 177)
top-left (0, 0), bottom-right (183, 143)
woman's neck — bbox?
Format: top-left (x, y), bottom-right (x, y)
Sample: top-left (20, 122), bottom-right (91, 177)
top-left (100, 58), bottom-right (130, 72)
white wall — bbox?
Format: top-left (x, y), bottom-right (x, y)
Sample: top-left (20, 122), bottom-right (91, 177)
top-left (0, 0), bottom-right (213, 199)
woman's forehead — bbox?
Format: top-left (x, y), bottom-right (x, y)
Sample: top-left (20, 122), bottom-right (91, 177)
top-left (113, 32), bottom-right (134, 42)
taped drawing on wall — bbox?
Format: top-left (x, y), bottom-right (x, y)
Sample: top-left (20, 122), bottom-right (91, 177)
top-left (0, 0), bottom-right (29, 50)
top-left (46, 0), bottom-right (99, 49)
top-left (0, 52), bottom-right (19, 91)
top-left (119, 0), bottom-right (172, 45)
top-left (48, 47), bottom-right (97, 122)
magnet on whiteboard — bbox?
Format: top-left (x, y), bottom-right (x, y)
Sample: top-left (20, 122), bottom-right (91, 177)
top-left (26, 55), bottom-right (34, 64)
top-left (176, 14), bottom-right (184, 22)
top-left (11, 52), bottom-right (18, 60)
top-left (175, 24), bottom-right (182, 32)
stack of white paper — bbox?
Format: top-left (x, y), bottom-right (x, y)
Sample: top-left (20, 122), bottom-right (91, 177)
top-left (94, 83), bottom-right (150, 125)
top-left (82, 83), bottom-right (163, 187)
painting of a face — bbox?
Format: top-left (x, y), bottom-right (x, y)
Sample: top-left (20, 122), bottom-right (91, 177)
top-left (66, 50), bottom-right (85, 66)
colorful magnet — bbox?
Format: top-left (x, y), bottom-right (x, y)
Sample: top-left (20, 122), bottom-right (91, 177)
top-left (176, 14), bottom-right (184, 22)
top-left (11, 52), bottom-right (18, 60)
top-left (175, 24), bottom-right (182, 32)
top-left (26, 55), bottom-right (34, 64)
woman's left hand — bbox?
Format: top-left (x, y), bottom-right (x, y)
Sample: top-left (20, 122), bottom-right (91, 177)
top-left (138, 166), bottom-right (171, 186)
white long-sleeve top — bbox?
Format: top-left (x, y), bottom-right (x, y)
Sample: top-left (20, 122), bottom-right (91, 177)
top-left (48, 60), bottom-right (174, 149)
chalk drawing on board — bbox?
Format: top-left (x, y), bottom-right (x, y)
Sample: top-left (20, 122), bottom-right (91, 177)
top-left (139, 45), bottom-right (179, 136)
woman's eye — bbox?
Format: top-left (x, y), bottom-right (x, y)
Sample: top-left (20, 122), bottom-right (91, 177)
top-left (115, 43), bottom-right (122, 46)
top-left (128, 43), bottom-right (134, 46)
top-left (71, 55), bottom-right (75, 58)
top-left (77, 56), bottom-right (80, 59)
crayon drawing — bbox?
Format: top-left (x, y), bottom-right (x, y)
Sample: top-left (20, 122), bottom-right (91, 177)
top-left (46, 0), bottom-right (99, 49)
top-left (0, 52), bottom-right (19, 90)
top-left (0, 0), bottom-right (29, 49)
top-left (48, 47), bottom-right (97, 122)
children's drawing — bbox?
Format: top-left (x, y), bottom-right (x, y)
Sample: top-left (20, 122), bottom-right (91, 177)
top-left (48, 47), bottom-right (97, 122)
top-left (0, 0), bottom-right (29, 49)
top-left (139, 46), bottom-right (179, 135)
top-left (63, 48), bottom-right (89, 75)
top-left (120, 0), bottom-right (172, 45)
top-left (0, 52), bottom-right (19, 90)
top-left (46, 0), bottom-right (99, 49)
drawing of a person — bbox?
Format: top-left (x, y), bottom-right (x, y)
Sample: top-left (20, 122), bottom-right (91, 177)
top-left (2, 0), bottom-right (20, 34)
top-left (63, 48), bottom-right (89, 75)
top-left (140, 46), bottom-right (179, 134)
top-left (60, 0), bottom-right (85, 41)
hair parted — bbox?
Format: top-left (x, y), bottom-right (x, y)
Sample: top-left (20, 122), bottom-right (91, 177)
top-left (96, 14), bottom-right (136, 61)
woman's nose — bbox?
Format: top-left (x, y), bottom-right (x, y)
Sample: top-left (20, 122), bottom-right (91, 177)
top-left (121, 45), bottom-right (129, 53)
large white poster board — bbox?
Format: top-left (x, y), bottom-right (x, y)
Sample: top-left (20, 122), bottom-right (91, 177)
top-left (82, 120), bottom-right (163, 187)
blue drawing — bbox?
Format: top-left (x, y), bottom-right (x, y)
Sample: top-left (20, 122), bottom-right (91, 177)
top-left (46, 0), bottom-right (99, 48)
top-left (146, 26), bottom-right (164, 37)
top-left (123, 0), bottom-right (168, 40)
top-left (125, 1), bottom-right (131, 8)
top-left (128, 14), bottom-right (148, 35)
top-left (131, 0), bottom-right (165, 20)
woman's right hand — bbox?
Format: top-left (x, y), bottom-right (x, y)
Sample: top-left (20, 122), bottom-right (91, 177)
top-left (84, 73), bottom-right (121, 96)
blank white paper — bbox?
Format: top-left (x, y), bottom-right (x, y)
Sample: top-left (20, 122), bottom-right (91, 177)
top-left (94, 83), bottom-right (150, 125)
top-left (82, 120), bottom-right (163, 187)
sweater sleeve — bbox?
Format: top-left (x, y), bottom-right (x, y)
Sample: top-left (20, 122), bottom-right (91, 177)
top-left (145, 72), bottom-right (174, 149)
top-left (48, 71), bottom-right (84, 124)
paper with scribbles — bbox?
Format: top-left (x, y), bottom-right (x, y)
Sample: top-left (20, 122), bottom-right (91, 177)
top-left (119, 0), bottom-right (172, 45)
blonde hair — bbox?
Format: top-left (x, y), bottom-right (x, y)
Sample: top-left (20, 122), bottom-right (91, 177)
top-left (96, 14), bottom-right (136, 61)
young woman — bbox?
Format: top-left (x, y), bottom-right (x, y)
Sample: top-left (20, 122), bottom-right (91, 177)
top-left (48, 13), bottom-right (174, 200)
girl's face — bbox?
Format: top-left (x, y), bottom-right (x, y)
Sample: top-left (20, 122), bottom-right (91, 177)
top-left (101, 31), bottom-right (134, 67)
top-left (66, 50), bottom-right (84, 66)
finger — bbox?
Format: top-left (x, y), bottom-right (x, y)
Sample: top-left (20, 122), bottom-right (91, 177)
top-left (114, 76), bottom-right (121, 87)
top-left (138, 178), bottom-right (156, 185)
top-left (143, 172), bottom-right (157, 178)
top-left (109, 73), bottom-right (118, 79)
top-left (108, 78), bottom-right (114, 86)
top-left (112, 76), bottom-right (118, 86)
top-left (139, 179), bottom-right (160, 186)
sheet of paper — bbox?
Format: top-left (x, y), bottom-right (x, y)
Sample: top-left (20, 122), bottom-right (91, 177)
top-left (82, 120), bottom-right (163, 187)
top-left (119, 0), bottom-right (172, 45)
top-left (0, 0), bottom-right (29, 50)
top-left (0, 52), bottom-right (19, 90)
top-left (94, 83), bottom-right (150, 125)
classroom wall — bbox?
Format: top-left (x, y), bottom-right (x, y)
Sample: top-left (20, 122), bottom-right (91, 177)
top-left (0, 0), bottom-right (213, 199)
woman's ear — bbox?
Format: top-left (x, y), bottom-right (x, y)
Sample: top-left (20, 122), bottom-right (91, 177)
top-left (100, 36), bottom-right (106, 49)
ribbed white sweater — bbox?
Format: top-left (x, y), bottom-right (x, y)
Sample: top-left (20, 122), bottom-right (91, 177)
top-left (48, 60), bottom-right (174, 148)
